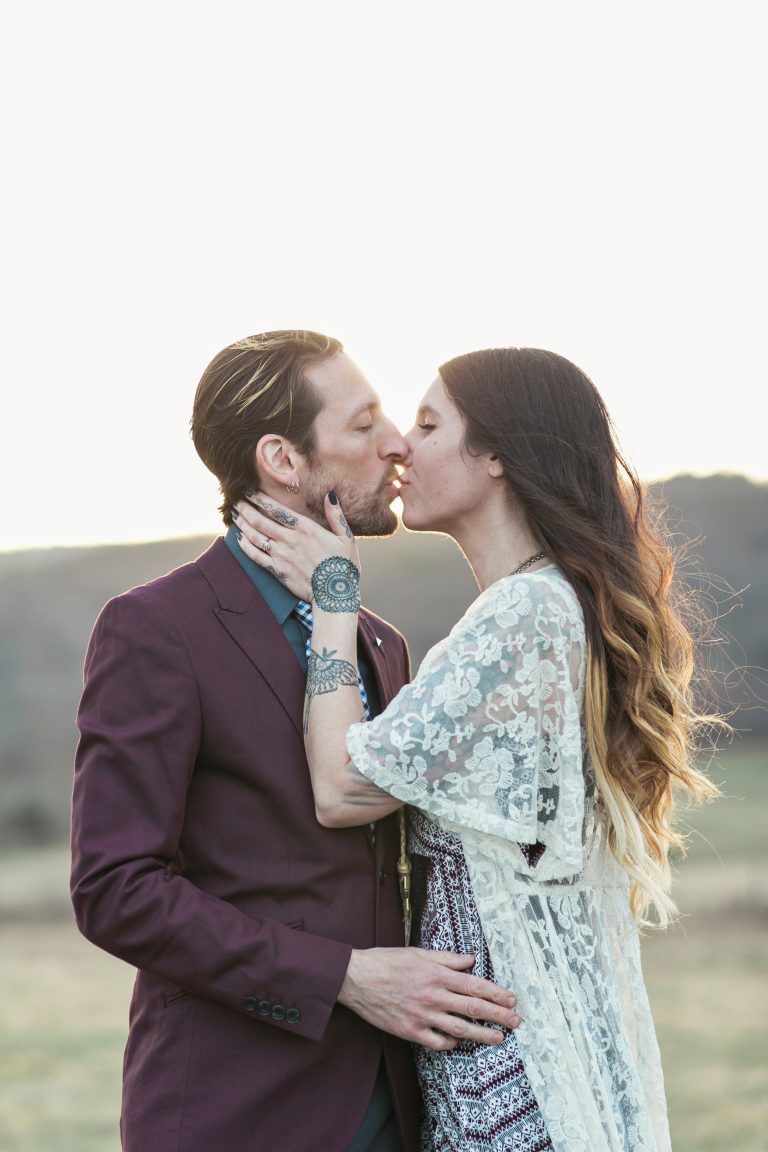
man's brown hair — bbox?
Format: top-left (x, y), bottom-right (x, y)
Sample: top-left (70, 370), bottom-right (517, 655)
top-left (191, 330), bottom-right (343, 523)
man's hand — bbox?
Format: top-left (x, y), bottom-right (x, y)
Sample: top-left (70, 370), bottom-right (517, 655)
top-left (338, 948), bottom-right (520, 1051)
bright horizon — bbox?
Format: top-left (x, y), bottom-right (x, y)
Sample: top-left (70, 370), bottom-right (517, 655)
top-left (2, 2), bottom-right (766, 553)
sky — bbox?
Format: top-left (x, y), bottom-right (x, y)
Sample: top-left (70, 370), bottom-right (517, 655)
top-left (1, 1), bottom-right (765, 551)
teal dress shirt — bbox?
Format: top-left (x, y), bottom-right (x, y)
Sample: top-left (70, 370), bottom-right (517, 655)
top-left (224, 526), bottom-right (381, 714)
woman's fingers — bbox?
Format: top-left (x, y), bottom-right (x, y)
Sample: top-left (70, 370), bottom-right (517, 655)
top-left (245, 491), bottom-right (301, 531)
top-left (232, 489), bottom-right (359, 605)
top-left (326, 490), bottom-right (355, 542)
top-left (234, 499), bottom-right (295, 544)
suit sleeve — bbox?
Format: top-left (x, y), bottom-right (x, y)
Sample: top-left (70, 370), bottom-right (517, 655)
top-left (71, 590), bottom-right (352, 1042)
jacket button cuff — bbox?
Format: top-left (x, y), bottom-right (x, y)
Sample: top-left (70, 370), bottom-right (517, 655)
top-left (271, 1004), bottom-right (286, 1021)
top-left (244, 996), bottom-right (258, 1013)
top-left (285, 1008), bottom-right (301, 1024)
top-left (258, 1000), bottom-right (271, 1016)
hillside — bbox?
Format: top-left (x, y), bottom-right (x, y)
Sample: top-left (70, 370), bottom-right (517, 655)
top-left (1, 474), bottom-right (765, 845)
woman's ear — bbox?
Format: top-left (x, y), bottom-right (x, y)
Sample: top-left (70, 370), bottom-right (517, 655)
top-left (487, 454), bottom-right (504, 479)
top-left (253, 434), bottom-right (302, 490)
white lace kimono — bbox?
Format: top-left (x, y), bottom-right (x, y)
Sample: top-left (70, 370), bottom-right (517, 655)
top-left (347, 569), bottom-right (671, 1152)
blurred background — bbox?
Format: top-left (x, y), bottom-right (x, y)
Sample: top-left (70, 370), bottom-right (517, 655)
top-left (1, 1), bottom-right (766, 1149)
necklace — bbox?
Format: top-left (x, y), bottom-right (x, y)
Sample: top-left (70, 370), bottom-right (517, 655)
top-left (511, 551), bottom-right (547, 575)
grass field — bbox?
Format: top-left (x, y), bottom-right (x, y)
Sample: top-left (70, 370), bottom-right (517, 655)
top-left (0, 743), bottom-right (765, 1152)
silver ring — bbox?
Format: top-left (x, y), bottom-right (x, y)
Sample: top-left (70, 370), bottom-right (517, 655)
top-left (259, 537), bottom-right (272, 554)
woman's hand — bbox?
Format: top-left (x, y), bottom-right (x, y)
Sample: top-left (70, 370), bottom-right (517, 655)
top-left (232, 490), bottom-right (359, 604)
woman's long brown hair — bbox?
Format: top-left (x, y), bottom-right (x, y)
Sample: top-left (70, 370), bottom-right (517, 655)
top-left (440, 347), bottom-right (720, 924)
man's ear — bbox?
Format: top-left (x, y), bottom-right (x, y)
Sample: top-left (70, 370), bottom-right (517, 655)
top-left (253, 434), bottom-right (302, 490)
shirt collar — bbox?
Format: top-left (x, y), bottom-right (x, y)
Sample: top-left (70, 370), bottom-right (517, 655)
top-left (224, 524), bottom-right (299, 626)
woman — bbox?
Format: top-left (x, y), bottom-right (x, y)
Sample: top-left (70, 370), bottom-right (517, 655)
top-left (234, 347), bottom-right (718, 1152)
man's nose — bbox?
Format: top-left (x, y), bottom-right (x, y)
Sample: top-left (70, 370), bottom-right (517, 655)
top-left (380, 418), bottom-right (411, 463)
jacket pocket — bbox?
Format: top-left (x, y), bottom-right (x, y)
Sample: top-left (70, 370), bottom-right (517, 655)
top-left (164, 987), bottom-right (193, 1007)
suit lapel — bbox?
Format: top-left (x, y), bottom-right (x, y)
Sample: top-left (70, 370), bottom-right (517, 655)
top-left (358, 612), bottom-right (398, 709)
top-left (196, 539), bottom-right (400, 735)
top-left (197, 539), bottom-right (306, 736)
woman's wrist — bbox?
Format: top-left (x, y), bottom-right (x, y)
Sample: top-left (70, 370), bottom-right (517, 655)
top-left (310, 555), bottom-right (361, 615)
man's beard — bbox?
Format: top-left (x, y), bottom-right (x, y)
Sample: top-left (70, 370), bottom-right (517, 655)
top-left (304, 470), bottom-right (399, 537)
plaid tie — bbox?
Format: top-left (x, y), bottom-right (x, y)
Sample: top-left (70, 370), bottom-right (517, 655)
top-left (294, 599), bottom-right (371, 720)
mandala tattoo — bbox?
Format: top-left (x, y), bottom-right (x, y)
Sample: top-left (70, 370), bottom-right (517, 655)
top-left (255, 498), bottom-right (299, 528)
top-left (304, 646), bottom-right (360, 733)
top-left (311, 556), bottom-right (361, 613)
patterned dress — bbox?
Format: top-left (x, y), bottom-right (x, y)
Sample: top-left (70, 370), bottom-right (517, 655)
top-left (410, 808), bottom-right (553, 1152)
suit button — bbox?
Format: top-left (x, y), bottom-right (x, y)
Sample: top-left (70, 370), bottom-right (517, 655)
top-left (244, 997), bottom-right (259, 1013)
top-left (271, 1004), bottom-right (286, 1021)
top-left (285, 1008), bottom-right (301, 1024)
top-left (379, 870), bottom-right (388, 884)
top-left (257, 1000), bottom-right (271, 1016)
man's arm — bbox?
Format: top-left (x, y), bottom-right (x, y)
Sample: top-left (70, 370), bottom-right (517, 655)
top-left (73, 591), bottom-right (520, 1051)
top-left (71, 590), bottom-right (353, 1043)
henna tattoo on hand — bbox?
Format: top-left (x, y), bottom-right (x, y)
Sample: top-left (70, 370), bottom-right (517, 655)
top-left (304, 646), bottom-right (361, 733)
top-left (254, 497), bottom-right (299, 528)
top-left (264, 564), bottom-right (288, 585)
top-left (310, 556), bottom-right (361, 613)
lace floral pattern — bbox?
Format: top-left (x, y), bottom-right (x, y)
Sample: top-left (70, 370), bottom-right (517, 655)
top-left (347, 570), bottom-right (671, 1152)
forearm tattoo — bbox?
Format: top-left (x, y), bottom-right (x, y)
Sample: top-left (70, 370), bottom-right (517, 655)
top-left (304, 645), bottom-right (362, 734)
top-left (310, 556), bottom-right (361, 613)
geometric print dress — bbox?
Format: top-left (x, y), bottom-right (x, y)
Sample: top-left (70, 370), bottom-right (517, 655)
top-left (410, 808), bottom-right (553, 1151)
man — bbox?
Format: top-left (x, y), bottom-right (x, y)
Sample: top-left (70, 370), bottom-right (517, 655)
top-left (71, 331), bottom-right (519, 1152)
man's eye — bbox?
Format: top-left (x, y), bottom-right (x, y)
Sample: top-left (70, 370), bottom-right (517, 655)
top-left (356, 424), bottom-right (373, 432)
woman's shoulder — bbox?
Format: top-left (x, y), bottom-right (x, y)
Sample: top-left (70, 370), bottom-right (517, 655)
top-left (416, 567), bottom-right (584, 678)
top-left (463, 565), bottom-right (583, 631)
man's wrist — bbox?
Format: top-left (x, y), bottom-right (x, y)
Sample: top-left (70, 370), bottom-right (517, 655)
top-left (337, 948), bottom-right (363, 1008)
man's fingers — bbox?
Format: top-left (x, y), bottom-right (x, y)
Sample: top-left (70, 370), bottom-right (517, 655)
top-left (457, 972), bottom-right (517, 1009)
top-left (420, 1017), bottom-right (507, 1049)
top-left (461, 996), bottom-right (520, 1029)
top-left (420, 950), bottom-right (476, 971)
top-left (417, 1030), bottom-right (459, 1053)
top-left (425, 955), bottom-right (517, 1006)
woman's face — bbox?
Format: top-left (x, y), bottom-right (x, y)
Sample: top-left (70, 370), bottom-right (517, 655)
top-left (398, 375), bottom-right (497, 534)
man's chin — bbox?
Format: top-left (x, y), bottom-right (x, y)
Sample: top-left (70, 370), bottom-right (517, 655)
top-left (349, 506), bottom-right (400, 539)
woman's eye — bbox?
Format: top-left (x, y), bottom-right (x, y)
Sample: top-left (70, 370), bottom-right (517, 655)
top-left (418, 421), bottom-right (435, 431)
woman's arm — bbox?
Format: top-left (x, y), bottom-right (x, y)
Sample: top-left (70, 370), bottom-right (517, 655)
top-left (233, 492), bottom-right (403, 826)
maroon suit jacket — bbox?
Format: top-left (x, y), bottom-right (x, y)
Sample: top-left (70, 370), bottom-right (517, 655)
top-left (71, 538), bottom-right (420, 1152)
